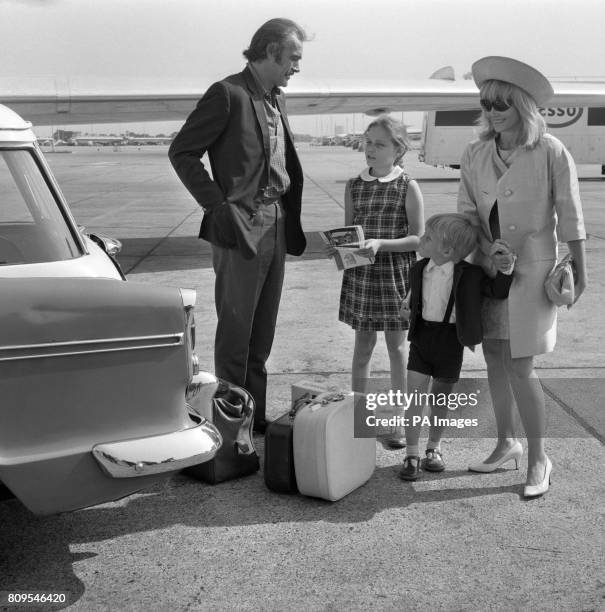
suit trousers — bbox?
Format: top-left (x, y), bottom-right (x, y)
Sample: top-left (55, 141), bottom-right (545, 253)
top-left (211, 201), bottom-right (286, 424)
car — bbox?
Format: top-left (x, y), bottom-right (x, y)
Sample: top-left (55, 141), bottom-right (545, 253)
top-left (0, 103), bottom-right (224, 515)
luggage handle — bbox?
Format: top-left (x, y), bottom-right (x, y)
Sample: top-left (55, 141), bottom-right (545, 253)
top-left (309, 392), bottom-right (346, 412)
top-left (289, 392), bottom-right (315, 419)
top-left (223, 384), bottom-right (256, 457)
top-left (289, 391), bottom-right (346, 420)
top-left (312, 392), bottom-right (345, 405)
top-left (236, 440), bottom-right (255, 455)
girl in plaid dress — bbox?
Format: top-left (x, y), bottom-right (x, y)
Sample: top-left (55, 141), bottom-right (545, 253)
top-left (334, 116), bottom-right (425, 447)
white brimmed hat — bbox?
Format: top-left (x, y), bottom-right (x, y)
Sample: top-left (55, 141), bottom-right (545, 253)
top-left (472, 56), bottom-right (554, 106)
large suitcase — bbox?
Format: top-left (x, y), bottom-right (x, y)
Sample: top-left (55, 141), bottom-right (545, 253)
top-left (263, 394), bottom-right (313, 493)
top-left (293, 392), bottom-right (376, 501)
top-left (183, 379), bottom-right (259, 484)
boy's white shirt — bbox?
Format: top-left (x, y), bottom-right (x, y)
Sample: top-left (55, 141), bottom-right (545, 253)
top-left (414, 257), bottom-right (514, 323)
top-left (422, 259), bottom-right (456, 323)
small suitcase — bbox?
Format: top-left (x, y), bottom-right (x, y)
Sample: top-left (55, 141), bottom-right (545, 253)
top-left (293, 392), bottom-right (376, 501)
top-left (264, 393), bottom-right (315, 493)
top-left (183, 379), bottom-right (259, 484)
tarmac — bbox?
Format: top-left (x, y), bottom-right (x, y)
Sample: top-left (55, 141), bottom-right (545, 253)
top-left (0, 144), bottom-right (603, 611)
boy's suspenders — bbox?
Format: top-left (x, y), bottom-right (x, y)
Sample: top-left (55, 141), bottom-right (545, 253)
top-left (442, 286), bottom-right (456, 324)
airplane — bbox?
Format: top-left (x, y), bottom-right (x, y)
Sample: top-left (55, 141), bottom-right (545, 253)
top-left (2, 72), bottom-right (605, 126)
top-left (2, 70), bottom-right (605, 170)
top-left (125, 135), bottom-right (174, 145)
top-left (68, 134), bottom-right (127, 146)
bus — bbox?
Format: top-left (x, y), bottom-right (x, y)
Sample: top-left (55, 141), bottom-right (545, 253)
top-left (420, 106), bottom-right (605, 173)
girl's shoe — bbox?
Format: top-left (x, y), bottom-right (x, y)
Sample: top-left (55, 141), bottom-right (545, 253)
top-left (383, 434), bottom-right (406, 450)
top-left (523, 457), bottom-right (552, 498)
top-left (468, 441), bottom-right (523, 473)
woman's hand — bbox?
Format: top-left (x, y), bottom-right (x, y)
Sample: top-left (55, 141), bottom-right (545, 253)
top-left (570, 272), bottom-right (587, 309)
top-left (567, 239), bottom-right (587, 309)
top-left (489, 239), bottom-right (516, 273)
top-left (399, 299), bottom-right (411, 322)
top-left (357, 239), bottom-right (382, 258)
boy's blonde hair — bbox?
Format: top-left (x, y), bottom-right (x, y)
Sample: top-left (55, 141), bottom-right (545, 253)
top-left (365, 114), bottom-right (410, 165)
top-left (425, 213), bottom-right (478, 262)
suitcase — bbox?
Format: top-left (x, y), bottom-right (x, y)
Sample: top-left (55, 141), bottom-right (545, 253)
top-left (183, 379), bottom-right (259, 484)
top-left (263, 394), bottom-right (314, 493)
top-left (293, 392), bottom-right (376, 501)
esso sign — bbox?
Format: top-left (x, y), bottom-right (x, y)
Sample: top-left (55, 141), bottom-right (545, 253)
top-left (538, 107), bottom-right (583, 128)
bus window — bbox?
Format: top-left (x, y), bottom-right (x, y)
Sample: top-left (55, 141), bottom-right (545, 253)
top-left (587, 107), bottom-right (605, 126)
top-left (434, 110), bottom-right (481, 126)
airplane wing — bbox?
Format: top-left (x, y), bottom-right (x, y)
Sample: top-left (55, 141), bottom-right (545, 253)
top-left (2, 76), bottom-right (605, 126)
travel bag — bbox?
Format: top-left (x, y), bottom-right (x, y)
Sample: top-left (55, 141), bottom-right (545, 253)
top-left (293, 392), bottom-right (376, 501)
top-left (263, 393), bottom-right (314, 493)
top-left (183, 379), bottom-right (259, 484)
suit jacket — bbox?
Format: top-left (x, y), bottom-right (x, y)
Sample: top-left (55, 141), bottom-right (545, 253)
top-left (168, 66), bottom-right (305, 259)
top-left (408, 258), bottom-right (513, 348)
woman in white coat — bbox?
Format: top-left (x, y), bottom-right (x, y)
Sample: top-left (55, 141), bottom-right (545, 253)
top-left (457, 56), bottom-right (587, 498)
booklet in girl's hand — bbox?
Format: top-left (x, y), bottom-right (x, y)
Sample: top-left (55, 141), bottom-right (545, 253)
top-left (319, 225), bottom-right (375, 271)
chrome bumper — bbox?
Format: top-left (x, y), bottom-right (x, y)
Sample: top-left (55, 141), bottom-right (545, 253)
top-left (92, 418), bottom-right (222, 478)
top-left (185, 370), bottom-right (220, 421)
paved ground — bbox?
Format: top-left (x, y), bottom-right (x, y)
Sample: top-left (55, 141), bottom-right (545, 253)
top-left (0, 144), bottom-right (603, 611)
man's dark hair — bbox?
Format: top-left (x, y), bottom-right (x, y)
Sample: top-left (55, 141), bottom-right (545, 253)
top-left (243, 18), bottom-right (308, 62)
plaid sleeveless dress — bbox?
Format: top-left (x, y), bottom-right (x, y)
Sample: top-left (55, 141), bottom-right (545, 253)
top-left (339, 167), bottom-right (416, 331)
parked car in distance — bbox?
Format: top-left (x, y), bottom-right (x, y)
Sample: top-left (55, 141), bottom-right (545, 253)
top-left (0, 103), bottom-right (223, 515)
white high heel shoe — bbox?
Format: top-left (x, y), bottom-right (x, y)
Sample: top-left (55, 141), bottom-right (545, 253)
top-left (468, 441), bottom-right (523, 473)
top-left (523, 457), bottom-right (552, 498)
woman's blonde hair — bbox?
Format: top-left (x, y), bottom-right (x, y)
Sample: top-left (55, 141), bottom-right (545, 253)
top-left (476, 79), bottom-right (546, 148)
top-left (365, 114), bottom-right (410, 165)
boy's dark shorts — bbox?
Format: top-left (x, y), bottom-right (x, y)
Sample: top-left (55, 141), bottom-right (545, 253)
top-left (407, 320), bottom-right (463, 383)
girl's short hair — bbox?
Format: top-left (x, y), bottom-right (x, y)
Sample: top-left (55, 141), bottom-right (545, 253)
top-left (476, 79), bottom-right (546, 148)
top-left (365, 114), bottom-right (410, 165)
top-left (425, 213), bottom-right (478, 261)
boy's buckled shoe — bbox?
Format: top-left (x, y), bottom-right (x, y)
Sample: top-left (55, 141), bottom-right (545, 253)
top-left (398, 456), bottom-right (421, 481)
top-left (421, 449), bottom-right (445, 472)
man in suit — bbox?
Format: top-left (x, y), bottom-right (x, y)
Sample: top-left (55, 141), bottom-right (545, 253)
top-left (397, 213), bottom-right (514, 480)
top-left (169, 19), bottom-right (308, 433)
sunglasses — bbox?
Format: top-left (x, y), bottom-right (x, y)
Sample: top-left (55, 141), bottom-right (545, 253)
top-left (480, 98), bottom-right (512, 112)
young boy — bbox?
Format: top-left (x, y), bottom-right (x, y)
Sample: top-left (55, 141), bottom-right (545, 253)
top-left (398, 213), bottom-right (514, 481)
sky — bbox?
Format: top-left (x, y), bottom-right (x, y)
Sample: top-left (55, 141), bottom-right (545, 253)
top-left (1, 0), bottom-right (604, 137)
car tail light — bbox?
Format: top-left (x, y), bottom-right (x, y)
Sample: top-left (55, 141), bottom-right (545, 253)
top-left (180, 288), bottom-right (196, 350)
top-left (191, 352), bottom-right (200, 376)
top-left (186, 308), bottom-right (196, 352)
top-left (179, 289), bottom-right (198, 381)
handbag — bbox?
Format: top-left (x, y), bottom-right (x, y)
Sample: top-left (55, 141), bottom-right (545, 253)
top-left (183, 379), bottom-right (259, 484)
top-left (544, 254), bottom-right (576, 306)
